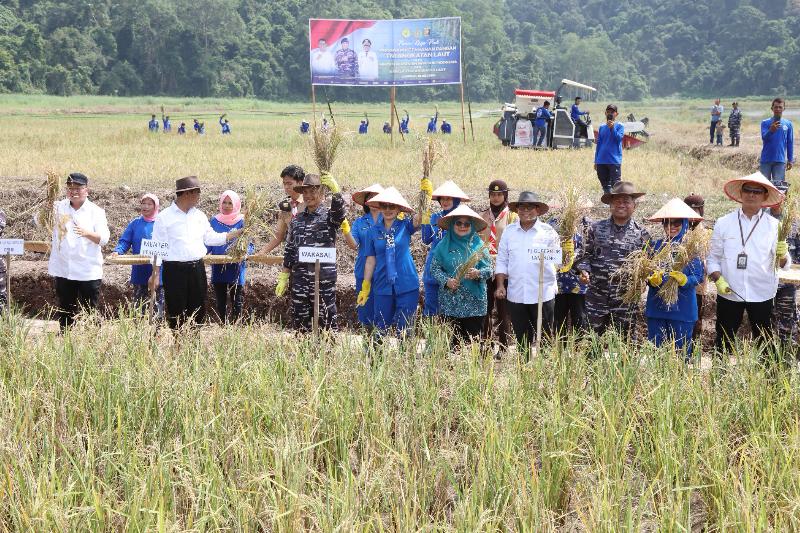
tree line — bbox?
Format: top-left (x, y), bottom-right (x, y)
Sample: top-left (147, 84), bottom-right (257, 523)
top-left (1, 0), bottom-right (798, 102)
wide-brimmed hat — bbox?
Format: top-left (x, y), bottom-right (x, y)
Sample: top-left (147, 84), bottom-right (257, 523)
top-left (647, 198), bottom-right (704, 222)
top-left (175, 176), bottom-right (200, 193)
top-left (431, 180), bottom-right (470, 202)
top-left (293, 173), bottom-right (324, 193)
top-left (508, 191), bottom-right (549, 214)
top-left (600, 181), bottom-right (645, 204)
top-left (366, 186), bottom-right (415, 214)
top-left (723, 171), bottom-right (784, 207)
top-left (437, 204), bottom-right (488, 232)
top-left (352, 183), bottom-right (385, 206)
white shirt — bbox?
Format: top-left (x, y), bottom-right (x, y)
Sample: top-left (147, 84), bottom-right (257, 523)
top-left (311, 49), bottom-right (335, 74)
top-left (708, 208), bottom-right (790, 303)
top-left (358, 50), bottom-right (379, 80)
top-left (151, 203), bottom-right (227, 262)
top-left (48, 198), bottom-right (110, 281)
top-left (495, 219), bottom-right (561, 304)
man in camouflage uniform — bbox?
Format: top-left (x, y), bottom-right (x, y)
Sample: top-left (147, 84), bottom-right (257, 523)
top-left (335, 38), bottom-right (359, 78)
top-left (771, 183), bottom-right (800, 352)
top-left (728, 101), bottom-right (742, 147)
top-left (280, 173), bottom-right (345, 331)
top-left (574, 182), bottom-right (650, 338)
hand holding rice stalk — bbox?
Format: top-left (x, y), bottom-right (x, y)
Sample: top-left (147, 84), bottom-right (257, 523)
top-left (36, 170), bottom-right (61, 242)
top-left (775, 188), bottom-right (797, 269)
top-left (418, 137), bottom-right (444, 219)
top-left (311, 122), bottom-right (342, 175)
top-left (556, 187), bottom-right (589, 270)
top-left (613, 243), bottom-right (673, 305)
top-left (454, 236), bottom-right (489, 284)
top-left (657, 227), bottom-right (711, 305)
top-left (228, 188), bottom-right (269, 262)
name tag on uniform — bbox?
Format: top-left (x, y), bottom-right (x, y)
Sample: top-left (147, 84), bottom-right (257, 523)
top-left (0, 239), bottom-right (24, 255)
top-left (141, 239), bottom-right (170, 258)
top-left (737, 252), bottom-right (748, 270)
top-left (299, 247), bottom-right (336, 264)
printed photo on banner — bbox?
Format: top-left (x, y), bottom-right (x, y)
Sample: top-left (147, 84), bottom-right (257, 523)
top-left (308, 17), bottom-right (461, 87)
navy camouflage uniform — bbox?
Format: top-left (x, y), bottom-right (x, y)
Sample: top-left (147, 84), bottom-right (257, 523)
top-left (728, 107), bottom-right (742, 146)
top-left (773, 227), bottom-right (800, 346)
top-left (335, 49), bottom-right (358, 78)
top-left (574, 218), bottom-right (650, 338)
top-left (283, 194), bottom-right (345, 331)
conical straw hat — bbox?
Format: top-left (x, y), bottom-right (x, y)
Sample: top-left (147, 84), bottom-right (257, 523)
top-left (723, 171), bottom-right (784, 207)
top-left (437, 204), bottom-right (488, 232)
top-left (431, 180), bottom-right (471, 201)
top-left (351, 183), bottom-right (384, 206)
top-left (647, 197), bottom-right (704, 222)
top-left (366, 186), bottom-right (415, 213)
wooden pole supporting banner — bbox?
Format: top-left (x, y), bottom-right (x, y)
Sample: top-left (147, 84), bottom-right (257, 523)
top-left (4, 252), bottom-right (10, 313)
top-left (313, 259), bottom-right (320, 335)
top-left (390, 87), bottom-right (396, 148)
top-left (535, 251), bottom-right (545, 359)
top-left (311, 84), bottom-right (317, 127)
top-left (459, 82), bottom-right (467, 144)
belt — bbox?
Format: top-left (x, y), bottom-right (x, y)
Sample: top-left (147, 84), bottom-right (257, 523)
top-left (163, 259), bottom-right (203, 266)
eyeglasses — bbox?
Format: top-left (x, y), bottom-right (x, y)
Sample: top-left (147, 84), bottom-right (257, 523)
top-left (453, 220), bottom-right (471, 228)
top-left (741, 187), bottom-right (767, 195)
top-left (517, 204), bottom-right (537, 211)
top-left (661, 220), bottom-right (683, 227)
top-left (379, 203), bottom-right (397, 209)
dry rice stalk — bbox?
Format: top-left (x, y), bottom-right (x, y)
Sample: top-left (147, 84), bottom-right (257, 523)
top-left (229, 188), bottom-right (270, 262)
top-left (776, 188), bottom-right (797, 269)
top-left (612, 243), bottom-right (672, 305)
top-left (454, 238), bottom-right (489, 283)
top-left (311, 123), bottom-right (343, 175)
top-left (657, 227), bottom-right (711, 306)
top-left (557, 187), bottom-right (584, 242)
top-left (418, 137), bottom-right (444, 215)
top-left (37, 171), bottom-right (61, 239)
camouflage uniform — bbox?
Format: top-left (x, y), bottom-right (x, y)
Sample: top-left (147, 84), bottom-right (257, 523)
top-left (574, 217), bottom-right (650, 338)
top-left (773, 229), bottom-right (800, 345)
top-left (0, 211), bottom-right (6, 311)
top-left (335, 48), bottom-right (359, 78)
top-left (283, 194), bottom-right (345, 331)
top-left (728, 107), bottom-right (742, 146)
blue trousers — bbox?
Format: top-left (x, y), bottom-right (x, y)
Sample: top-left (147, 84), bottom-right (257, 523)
top-left (533, 125), bottom-right (547, 146)
top-left (355, 277), bottom-right (375, 327)
top-left (710, 120), bottom-right (719, 143)
top-left (647, 317), bottom-right (695, 356)
top-left (374, 289), bottom-right (420, 333)
top-left (759, 162), bottom-right (786, 185)
top-left (423, 281), bottom-right (439, 316)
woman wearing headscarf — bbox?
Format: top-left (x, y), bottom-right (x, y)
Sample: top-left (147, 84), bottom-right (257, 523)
top-left (644, 198), bottom-right (705, 357)
top-left (343, 183), bottom-right (384, 329)
top-left (110, 193), bottom-right (164, 316)
top-left (207, 190), bottom-right (251, 323)
top-left (421, 180), bottom-right (470, 316)
top-left (358, 187), bottom-right (423, 336)
top-left (430, 205), bottom-right (493, 344)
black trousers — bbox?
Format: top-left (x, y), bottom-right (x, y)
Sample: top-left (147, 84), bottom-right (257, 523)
top-left (446, 315), bottom-right (485, 345)
top-left (213, 282), bottom-right (244, 323)
top-left (162, 260), bottom-right (207, 329)
top-left (595, 164), bottom-right (621, 193)
top-left (484, 277), bottom-right (512, 347)
top-left (507, 299), bottom-right (555, 350)
top-left (54, 277), bottom-right (101, 330)
top-left (554, 293), bottom-right (588, 335)
top-left (714, 296), bottom-right (773, 353)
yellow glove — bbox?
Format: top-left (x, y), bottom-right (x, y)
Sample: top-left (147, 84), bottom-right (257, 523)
top-left (421, 211), bottom-right (431, 225)
top-left (340, 219), bottom-right (351, 234)
top-left (320, 172), bottom-right (340, 194)
top-left (356, 280), bottom-right (371, 306)
top-left (648, 270), bottom-right (664, 287)
top-left (715, 276), bottom-right (732, 295)
top-left (562, 239), bottom-right (575, 253)
top-left (668, 270), bottom-right (688, 286)
top-left (420, 178), bottom-right (433, 198)
top-left (558, 239), bottom-right (575, 273)
top-left (776, 240), bottom-right (789, 259)
top-left (275, 271), bottom-right (289, 297)
top-left (397, 212), bottom-right (406, 220)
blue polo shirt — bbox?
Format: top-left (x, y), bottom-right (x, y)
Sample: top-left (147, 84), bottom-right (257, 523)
top-left (645, 257), bottom-right (704, 322)
top-left (351, 212), bottom-right (378, 280)
top-left (534, 107), bottom-right (552, 128)
top-left (761, 118), bottom-right (794, 164)
top-left (571, 104), bottom-right (587, 122)
top-left (364, 216), bottom-right (419, 296)
top-left (594, 122), bottom-right (625, 165)
top-left (114, 216), bottom-right (155, 285)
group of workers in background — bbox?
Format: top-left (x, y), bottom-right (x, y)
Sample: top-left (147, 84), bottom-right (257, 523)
top-left (148, 114), bottom-right (231, 135)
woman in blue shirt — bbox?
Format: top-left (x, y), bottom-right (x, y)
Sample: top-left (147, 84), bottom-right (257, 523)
top-left (421, 180), bottom-right (470, 316)
top-left (343, 183), bottom-right (384, 329)
top-left (644, 198), bottom-right (705, 359)
top-left (358, 186), bottom-right (423, 336)
top-left (110, 193), bottom-right (164, 316)
top-left (208, 190), bottom-right (251, 323)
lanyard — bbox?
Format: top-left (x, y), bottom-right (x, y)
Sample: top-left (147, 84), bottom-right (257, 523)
top-left (737, 211), bottom-right (762, 251)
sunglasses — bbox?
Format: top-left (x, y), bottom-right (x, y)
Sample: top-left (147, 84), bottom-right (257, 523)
top-left (741, 186), bottom-right (767, 195)
top-left (453, 220), bottom-right (472, 228)
top-left (379, 203), bottom-right (398, 209)
top-left (661, 220), bottom-right (682, 227)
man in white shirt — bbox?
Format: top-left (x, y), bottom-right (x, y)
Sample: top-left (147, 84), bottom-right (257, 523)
top-left (708, 172), bottom-right (789, 353)
top-left (358, 39), bottom-right (379, 81)
top-left (311, 38), bottom-right (335, 76)
top-left (148, 176), bottom-right (242, 329)
top-left (48, 173), bottom-right (110, 330)
top-left (494, 191), bottom-right (561, 351)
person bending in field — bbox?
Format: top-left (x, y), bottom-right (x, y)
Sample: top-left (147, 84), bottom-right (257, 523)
top-left (440, 120), bottom-right (452, 134)
top-left (208, 190), bottom-right (252, 323)
top-left (177, 122), bottom-right (186, 135)
top-left (110, 193), bottom-right (164, 319)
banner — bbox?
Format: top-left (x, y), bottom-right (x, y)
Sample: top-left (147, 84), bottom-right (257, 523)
top-left (309, 17), bottom-right (461, 86)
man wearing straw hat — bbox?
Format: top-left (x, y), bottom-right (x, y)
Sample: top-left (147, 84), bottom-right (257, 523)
top-left (708, 172), bottom-right (790, 353)
top-left (494, 191), bottom-right (561, 351)
top-left (48, 172), bottom-right (110, 330)
top-left (574, 181), bottom-right (650, 339)
top-left (148, 176), bottom-right (242, 329)
top-left (279, 173), bottom-right (344, 331)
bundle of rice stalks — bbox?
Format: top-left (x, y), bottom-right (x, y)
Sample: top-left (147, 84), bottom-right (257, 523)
top-left (612, 243), bottom-right (672, 305)
top-left (658, 227), bottom-right (712, 306)
top-left (454, 238), bottom-right (489, 283)
top-left (776, 188), bottom-right (797, 269)
top-left (204, 255), bottom-right (237, 265)
top-left (36, 171), bottom-right (61, 239)
top-left (228, 188), bottom-right (269, 262)
top-left (418, 137), bottom-right (444, 215)
top-left (311, 123), bottom-right (343, 174)
top-left (556, 187), bottom-right (585, 243)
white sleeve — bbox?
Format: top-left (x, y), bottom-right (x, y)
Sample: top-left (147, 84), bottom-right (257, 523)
top-left (495, 229), bottom-right (510, 275)
top-left (707, 220), bottom-right (724, 274)
top-left (202, 215), bottom-right (227, 247)
top-left (95, 207), bottom-right (110, 246)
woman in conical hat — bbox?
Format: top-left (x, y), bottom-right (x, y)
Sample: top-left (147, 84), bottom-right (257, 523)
top-left (644, 198), bottom-right (705, 358)
top-left (429, 204), bottom-right (492, 345)
top-left (421, 180), bottom-right (471, 317)
top-left (343, 183), bottom-right (384, 329)
top-left (358, 187), bottom-right (423, 336)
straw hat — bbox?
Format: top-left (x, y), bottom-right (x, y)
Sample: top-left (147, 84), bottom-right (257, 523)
top-left (352, 183), bottom-right (384, 206)
top-left (508, 191), bottom-right (549, 214)
top-left (723, 172), bottom-right (784, 207)
top-left (431, 180), bottom-right (471, 202)
top-left (647, 198), bottom-right (704, 222)
top-left (366, 186), bottom-right (415, 213)
top-left (175, 176), bottom-right (200, 193)
top-left (436, 204), bottom-right (488, 232)
top-left (600, 181), bottom-right (645, 205)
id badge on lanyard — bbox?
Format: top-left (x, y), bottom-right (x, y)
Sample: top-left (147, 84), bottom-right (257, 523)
top-left (736, 211), bottom-right (761, 270)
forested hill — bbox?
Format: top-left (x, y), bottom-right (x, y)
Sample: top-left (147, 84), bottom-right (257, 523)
top-left (1, 0), bottom-right (798, 101)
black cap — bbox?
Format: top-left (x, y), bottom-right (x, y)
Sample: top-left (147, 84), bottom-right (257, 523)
top-left (66, 173), bottom-right (88, 186)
